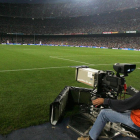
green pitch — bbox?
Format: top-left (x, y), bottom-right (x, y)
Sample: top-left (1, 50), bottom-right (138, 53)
top-left (0, 45), bottom-right (140, 135)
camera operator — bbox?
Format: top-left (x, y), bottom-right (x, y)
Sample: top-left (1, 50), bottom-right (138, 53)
top-left (77, 91), bottom-right (140, 140)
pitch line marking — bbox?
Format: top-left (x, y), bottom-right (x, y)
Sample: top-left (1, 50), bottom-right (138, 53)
top-left (0, 63), bottom-right (140, 73)
top-left (50, 56), bottom-right (91, 65)
top-left (0, 66), bottom-right (69, 73)
top-left (50, 55), bottom-right (140, 58)
top-left (89, 62), bottom-right (140, 66)
top-left (0, 65), bottom-right (140, 73)
top-left (50, 56), bottom-right (140, 65)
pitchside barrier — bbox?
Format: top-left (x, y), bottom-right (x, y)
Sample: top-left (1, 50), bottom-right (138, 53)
top-left (1, 43), bottom-right (140, 51)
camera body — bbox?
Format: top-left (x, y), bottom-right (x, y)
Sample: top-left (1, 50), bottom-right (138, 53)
top-left (76, 63), bottom-right (136, 98)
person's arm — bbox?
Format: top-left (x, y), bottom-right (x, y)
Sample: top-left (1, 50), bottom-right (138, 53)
top-left (92, 98), bottom-right (104, 107)
top-left (92, 91), bottom-right (140, 112)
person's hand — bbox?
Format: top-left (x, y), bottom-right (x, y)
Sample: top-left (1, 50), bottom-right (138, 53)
top-left (92, 98), bottom-right (104, 107)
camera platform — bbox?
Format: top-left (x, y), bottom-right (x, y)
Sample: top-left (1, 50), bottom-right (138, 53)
top-left (68, 113), bottom-right (140, 140)
top-left (68, 113), bottom-right (94, 136)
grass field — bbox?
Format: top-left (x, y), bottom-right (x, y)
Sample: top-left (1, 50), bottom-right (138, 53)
top-left (0, 45), bottom-right (140, 135)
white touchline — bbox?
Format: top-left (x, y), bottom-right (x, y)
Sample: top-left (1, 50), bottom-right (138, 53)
top-left (89, 64), bottom-right (111, 66)
top-left (50, 56), bottom-right (140, 66)
top-left (0, 62), bottom-right (140, 73)
top-left (0, 66), bottom-right (69, 73)
top-left (50, 55), bottom-right (140, 57)
top-left (50, 56), bottom-right (91, 65)
top-left (0, 66), bottom-right (140, 73)
top-left (89, 62), bottom-right (140, 66)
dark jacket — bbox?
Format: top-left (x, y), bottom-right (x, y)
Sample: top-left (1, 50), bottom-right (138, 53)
top-left (104, 92), bottom-right (140, 112)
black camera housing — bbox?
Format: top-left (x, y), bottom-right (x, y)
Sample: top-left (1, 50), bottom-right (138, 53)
top-left (113, 63), bottom-right (136, 76)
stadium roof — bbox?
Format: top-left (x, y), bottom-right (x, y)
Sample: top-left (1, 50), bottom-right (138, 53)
top-left (0, 0), bottom-right (75, 4)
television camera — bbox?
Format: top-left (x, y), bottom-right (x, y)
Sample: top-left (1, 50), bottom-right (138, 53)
top-left (50, 63), bottom-right (140, 139)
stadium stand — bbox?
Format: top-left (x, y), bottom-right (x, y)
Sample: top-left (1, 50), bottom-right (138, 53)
top-left (0, 8), bottom-right (140, 35)
top-left (0, 0), bottom-right (140, 48)
top-left (0, 0), bottom-right (140, 18)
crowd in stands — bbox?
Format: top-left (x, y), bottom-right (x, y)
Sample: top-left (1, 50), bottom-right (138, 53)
top-left (0, 0), bottom-right (140, 18)
top-left (1, 36), bottom-right (140, 49)
top-left (0, 8), bottom-right (140, 35)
